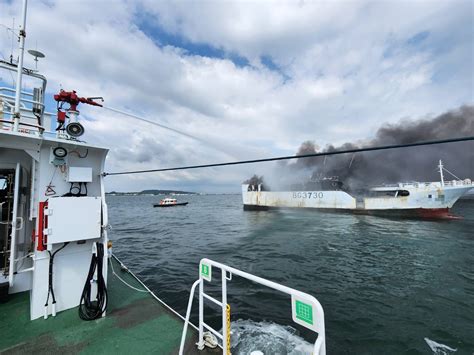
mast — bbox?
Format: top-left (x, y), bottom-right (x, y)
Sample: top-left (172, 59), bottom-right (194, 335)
top-left (438, 160), bottom-right (445, 186)
top-left (13, 0), bottom-right (28, 132)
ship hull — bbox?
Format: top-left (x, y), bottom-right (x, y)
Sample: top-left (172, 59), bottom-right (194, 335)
top-left (153, 202), bottom-right (188, 207)
top-left (242, 184), bottom-right (473, 219)
top-left (243, 205), bottom-right (457, 219)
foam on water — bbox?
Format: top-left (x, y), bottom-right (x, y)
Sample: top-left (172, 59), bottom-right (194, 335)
top-left (424, 338), bottom-right (457, 354)
top-left (230, 319), bottom-right (313, 355)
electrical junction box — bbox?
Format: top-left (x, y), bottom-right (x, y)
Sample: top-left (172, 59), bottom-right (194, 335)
top-left (46, 197), bottom-right (101, 245)
top-left (68, 167), bottom-right (93, 182)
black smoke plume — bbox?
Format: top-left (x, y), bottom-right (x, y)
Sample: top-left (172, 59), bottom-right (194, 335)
top-left (244, 174), bottom-right (264, 185)
top-left (283, 105), bottom-right (474, 190)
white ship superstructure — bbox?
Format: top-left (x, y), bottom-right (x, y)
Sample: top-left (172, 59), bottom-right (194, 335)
top-left (242, 162), bottom-right (473, 218)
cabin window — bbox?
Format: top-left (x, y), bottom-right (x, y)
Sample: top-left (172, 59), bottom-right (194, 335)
top-left (371, 190), bottom-right (410, 197)
top-left (397, 190), bottom-right (410, 197)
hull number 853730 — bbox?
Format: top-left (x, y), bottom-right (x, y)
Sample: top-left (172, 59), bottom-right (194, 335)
top-left (292, 192), bottom-right (324, 199)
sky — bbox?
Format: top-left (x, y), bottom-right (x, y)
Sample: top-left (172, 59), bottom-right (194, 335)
top-left (0, 0), bottom-right (473, 192)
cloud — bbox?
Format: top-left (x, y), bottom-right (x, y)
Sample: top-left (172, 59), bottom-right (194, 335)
top-left (0, 0), bottom-right (472, 192)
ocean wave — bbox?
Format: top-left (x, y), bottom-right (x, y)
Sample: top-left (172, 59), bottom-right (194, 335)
top-left (231, 319), bottom-right (313, 355)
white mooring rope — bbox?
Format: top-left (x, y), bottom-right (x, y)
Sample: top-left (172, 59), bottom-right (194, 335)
top-left (109, 257), bottom-right (149, 293)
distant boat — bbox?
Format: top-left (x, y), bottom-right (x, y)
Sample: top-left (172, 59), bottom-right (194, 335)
top-left (153, 198), bottom-right (188, 207)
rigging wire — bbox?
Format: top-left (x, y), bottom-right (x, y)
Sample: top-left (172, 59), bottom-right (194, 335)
top-left (101, 106), bottom-right (237, 159)
top-left (442, 166), bottom-right (462, 180)
top-left (0, 19), bottom-right (17, 84)
top-left (102, 106), bottom-right (208, 144)
top-left (108, 257), bottom-right (148, 293)
top-left (103, 136), bottom-right (474, 177)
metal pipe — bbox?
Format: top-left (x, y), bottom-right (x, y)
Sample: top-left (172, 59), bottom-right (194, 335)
top-left (0, 93), bottom-right (45, 107)
top-left (439, 160), bottom-right (445, 187)
top-left (29, 158), bottom-right (36, 221)
top-left (13, 0), bottom-right (28, 132)
top-left (179, 279), bottom-right (201, 355)
top-left (203, 292), bottom-right (223, 307)
top-left (0, 87), bottom-right (34, 96)
top-left (221, 271), bottom-right (228, 353)
top-left (198, 275), bottom-right (204, 350)
top-left (202, 322), bottom-right (224, 340)
top-left (0, 119), bottom-right (44, 132)
top-left (16, 266), bottom-right (34, 274)
top-left (9, 163), bottom-right (21, 286)
top-left (0, 63), bottom-right (47, 83)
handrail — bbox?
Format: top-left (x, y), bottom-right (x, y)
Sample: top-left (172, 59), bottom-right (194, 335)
top-left (0, 93), bottom-right (45, 107)
top-left (0, 61), bottom-right (48, 131)
top-left (179, 258), bottom-right (326, 355)
top-left (371, 180), bottom-right (473, 189)
top-left (0, 119), bottom-right (45, 132)
top-left (0, 86), bottom-right (34, 97)
top-left (178, 279), bottom-right (201, 354)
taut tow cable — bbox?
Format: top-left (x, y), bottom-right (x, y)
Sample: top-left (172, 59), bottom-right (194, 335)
top-left (102, 136), bottom-right (474, 177)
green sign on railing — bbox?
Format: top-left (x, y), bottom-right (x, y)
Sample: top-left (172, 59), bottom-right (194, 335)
top-left (292, 295), bottom-right (317, 331)
top-left (200, 262), bottom-right (211, 282)
top-left (295, 300), bottom-right (313, 325)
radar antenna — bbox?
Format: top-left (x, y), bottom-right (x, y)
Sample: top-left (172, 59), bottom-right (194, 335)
top-left (27, 49), bottom-right (45, 70)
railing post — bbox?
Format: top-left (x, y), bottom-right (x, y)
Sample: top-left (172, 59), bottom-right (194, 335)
top-left (314, 334), bottom-right (326, 355)
top-left (221, 270), bottom-right (228, 354)
top-left (178, 279), bottom-right (201, 355)
top-left (197, 275), bottom-right (205, 350)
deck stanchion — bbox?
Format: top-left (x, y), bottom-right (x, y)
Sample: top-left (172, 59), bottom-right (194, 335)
top-left (179, 279), bottom-right (201, 355)
top-left (221, 271), bottom-right (228, 353)
top-left (198, 274), bottom-right (204, 350)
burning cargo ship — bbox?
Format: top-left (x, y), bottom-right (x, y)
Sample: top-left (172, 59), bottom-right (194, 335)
top-left (242, 161), bottom-right (473, 218)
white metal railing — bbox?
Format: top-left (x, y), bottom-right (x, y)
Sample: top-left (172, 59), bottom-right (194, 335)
top-left (0, 87), bottom-right (35, 97)
top-left (0, 95), bottom-right (54, 135)
top-left (179, 258), bottom-right (326, 355)
top-left (372, 179), bottom-right (473, 190)
top-left (0, 62), bottom-right (48, 135)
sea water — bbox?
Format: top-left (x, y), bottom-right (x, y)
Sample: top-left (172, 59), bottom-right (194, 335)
top-left (108, 194), bottom-right (473, 354)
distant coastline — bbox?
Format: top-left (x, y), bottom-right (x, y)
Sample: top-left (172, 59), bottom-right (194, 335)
top-left (106, 189), bottom-right (198, 196)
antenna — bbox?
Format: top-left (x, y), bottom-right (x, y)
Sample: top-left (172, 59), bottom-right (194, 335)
top-left (11, 18), bottom-right (15, 63)
top-left (27, 49), bottom-right (45, 70)
top-left (13, 0), bottom-right (28, 132)
top-left (438, 160), bottom-right (445, 186)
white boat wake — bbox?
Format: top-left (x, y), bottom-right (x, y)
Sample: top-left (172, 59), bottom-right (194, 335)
top-left (230, 319), bottom-right (313, 355)
top-left (424, 337), bottom-right (457, 354)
